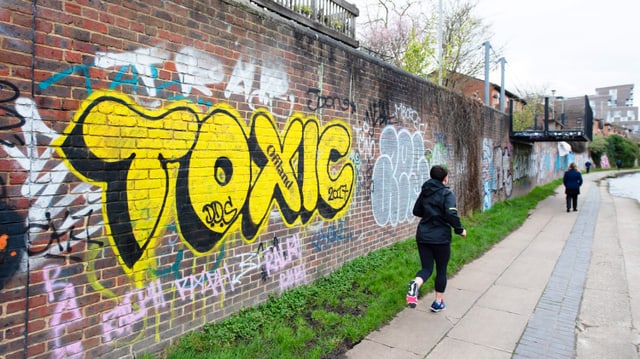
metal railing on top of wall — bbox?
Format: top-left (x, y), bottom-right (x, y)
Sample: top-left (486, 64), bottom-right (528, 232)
top-left (251, 0), bottom-right (359, 47)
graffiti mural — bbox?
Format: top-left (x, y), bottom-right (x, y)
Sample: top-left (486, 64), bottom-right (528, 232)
top-left (393, 102), bottom-right (426, 133)
top-left (0, 80), bottom-right (27, 289)
top-left (43, 46), bottom-right (297, 118)
top-left (481, 138), bottom-right (513, 210)
top-left (43, 265), bottom-right (84, 357)
top-left (353, 120), bottom-right (376, 199)
top-left (309, 218), bottom-right (355, 252)
top-left (371, 126), bottom-right (448, 226)
top-left (53, 91), bottom-right (354, 281)
top-left (0, 178), bottom-right (26, 290)
top-left (306, 88), bottom-right (356, 114)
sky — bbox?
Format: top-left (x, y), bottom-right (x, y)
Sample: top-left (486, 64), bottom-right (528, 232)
top-left (352, 0), bottom-right (639, 105)
top-left (474, 0), bottom-right (639, 105)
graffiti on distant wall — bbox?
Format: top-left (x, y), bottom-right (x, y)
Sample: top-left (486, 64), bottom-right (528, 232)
top-left (600, 153), bottom-right (611, 168)
top-left (371, 126), bottom-right (450, 226)
top-left (481, 138), bottom-right (513, 210)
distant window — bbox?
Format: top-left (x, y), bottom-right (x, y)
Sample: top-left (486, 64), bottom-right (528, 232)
top-left (609, 89), bottom-right (618, 105)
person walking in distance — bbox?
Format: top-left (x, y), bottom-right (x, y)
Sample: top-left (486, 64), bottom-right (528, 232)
top-left (406, 165), bottom-right (467, 312)
top-left (563, 162), bottom-right (583, 212)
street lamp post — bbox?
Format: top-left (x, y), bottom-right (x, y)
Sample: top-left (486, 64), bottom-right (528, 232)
top-left (556, 96), bottom-right (565, 125)
top-left (551, 89), bottom-right (556, 121)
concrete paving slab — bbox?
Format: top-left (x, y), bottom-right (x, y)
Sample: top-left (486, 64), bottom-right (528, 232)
top-left (475, 284), bottom-right (541, 315)
top-left (446, 306), bottom-right (530, 352)
top-left (526, 239), bottom-right (572, 257)
top-left (431, 287), bottom-right (483, 320)
top-left (427, 337), bottom-right (512, 359)
top-left (578, 288), bottom-right (631, 329)
top-left (510, 212), bottom-right (555, 234)
top-left (344, 339), bottom-right (422, 359)
top-left (495, 256), bottom-right (558, 290)
top-left (525, 229), bottom-right (570, 250)
top-left (458, 249), bottom-right (516, 276)
top-left (576, 326), bottom-right (638, 359)
top-left (365, 308), bottom-right (452, 353)
top-left (447, 268), bottom-right (499, 292)
top-left (584, 254), bottom-right (628, 292)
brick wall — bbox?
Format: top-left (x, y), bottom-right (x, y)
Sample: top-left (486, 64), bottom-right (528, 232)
top-left (0, 0), bottom-right (585, 357)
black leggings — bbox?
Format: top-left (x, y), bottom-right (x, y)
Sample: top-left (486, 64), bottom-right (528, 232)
top-left (415, 242), bottom-right (451, 293)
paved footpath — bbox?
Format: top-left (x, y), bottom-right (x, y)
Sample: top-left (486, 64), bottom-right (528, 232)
top-left (345, 171), bottom-right (640, 359)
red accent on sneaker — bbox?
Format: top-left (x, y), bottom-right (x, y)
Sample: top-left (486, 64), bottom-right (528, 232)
top-left (406, 295), bottom-right (418, 308)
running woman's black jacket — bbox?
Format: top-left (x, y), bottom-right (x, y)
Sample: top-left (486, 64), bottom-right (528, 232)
top-left (412, 178), bottom-right (464, 244)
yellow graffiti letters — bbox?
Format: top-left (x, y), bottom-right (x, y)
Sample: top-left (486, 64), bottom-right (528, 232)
top-left (174, 105), bottom-right (250, 253)
top-left (317, 122), bottom-right (354, 218)
top-left (55, 91), bottom-right (202, 278)
top-left (55, 91), bottom-right (354, 280)
top-left (246, 110), bottom-right (303, 231)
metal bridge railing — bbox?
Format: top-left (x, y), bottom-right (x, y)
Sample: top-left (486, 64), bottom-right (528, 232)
top-left (251, 0), bottom-right (359, 47)
top-left (510, 96), bottom-right (593, 142)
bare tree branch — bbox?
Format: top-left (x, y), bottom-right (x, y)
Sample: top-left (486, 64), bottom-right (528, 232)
top-left (356, 0), bottom-right (501, 90)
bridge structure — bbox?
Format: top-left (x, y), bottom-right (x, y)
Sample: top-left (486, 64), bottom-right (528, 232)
top-left (510, 95), bottom-right (593, 143)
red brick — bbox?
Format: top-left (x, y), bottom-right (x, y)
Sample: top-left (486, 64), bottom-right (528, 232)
top-left (7, 299), bottom-right (26, 313)
top-left (0, 50), bottom-right (31, 67)
top-left (34, 45), bottom-right (63, 61)
top-left (11, 11), bottom-right (33, 28)
top-left (36, 8), bottom-right (72, 23)
top-left (82, 323), bottom-right (103, 339)
top-left (80, 18), bottom-right (108, 34)
top-left (64, 50), bottom-right (82, 64)
top-left (0, 9), bottom-right (9, 22)
top-left (27, 319), bottom-right (46, 333)
top-left (6, 351), bottom-right (27, 359)
top-left (4, 323), bottom-right (25, 340)
top-left (65, 2), bottom-right (81, 15)
top-left (90, 33), bottom-right (123, 48)
top-left (26, 343), bottom-right (46, 358)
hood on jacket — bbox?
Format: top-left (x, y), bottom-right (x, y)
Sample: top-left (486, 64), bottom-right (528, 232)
top-left (421, 178), bottom-right (446, 197)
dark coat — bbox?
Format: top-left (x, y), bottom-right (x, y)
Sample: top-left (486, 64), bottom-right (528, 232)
top-left (563, 169), bottom-right (583, 193)
top-left (412, 179), bottom-right (464, 244)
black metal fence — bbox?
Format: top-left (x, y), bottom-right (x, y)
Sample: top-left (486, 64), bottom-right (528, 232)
top-left (251, 0), bottom-right (359, 47)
